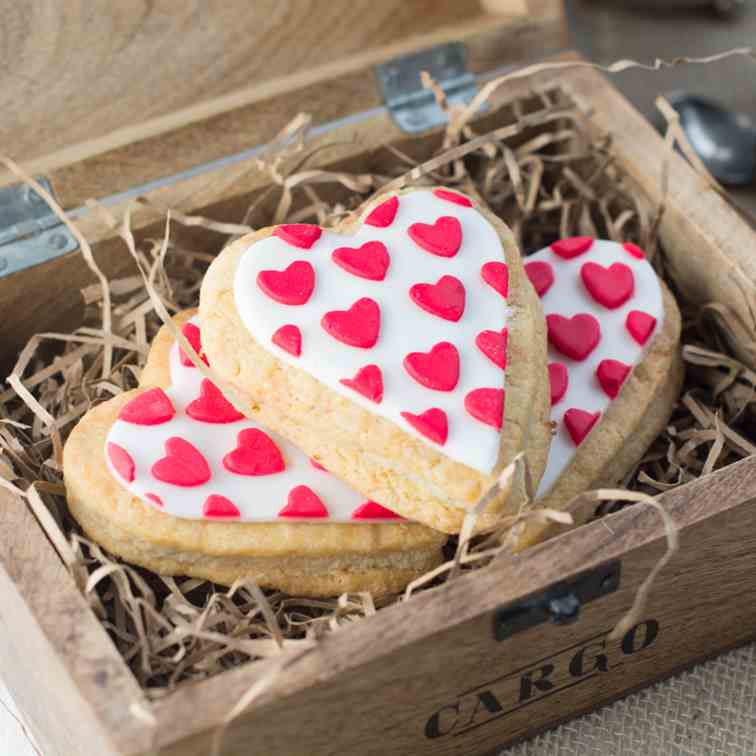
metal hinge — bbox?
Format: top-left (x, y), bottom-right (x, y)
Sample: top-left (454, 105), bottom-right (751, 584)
top-left (375, 42), bottom-right (479, 134)
top-left (0, 178), bottom-right (78, 278)
top-left (493, 561), bottom-right (621, 641)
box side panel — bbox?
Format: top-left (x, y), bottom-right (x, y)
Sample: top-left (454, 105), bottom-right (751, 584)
top-left (0, 567), bottom-right (121, 756)
top-left (0, 492), bottom-right (153, 756)
top-left (153, 457), bottom-right (756, 756)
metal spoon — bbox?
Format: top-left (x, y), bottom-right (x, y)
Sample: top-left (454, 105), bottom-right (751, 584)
top-left (666, 92), bottom-right (756, 186)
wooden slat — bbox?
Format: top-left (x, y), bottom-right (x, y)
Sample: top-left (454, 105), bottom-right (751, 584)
top-left (0, 0), bottom-right (564, 189)
top-left (40, 5), bottom-right (567, 209)
top-left (0, 491), bottom-right (153, 755)
top-left (148, 455), bottom-right (756, 755)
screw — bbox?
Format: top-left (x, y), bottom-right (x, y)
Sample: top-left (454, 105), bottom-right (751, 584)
top-left (548, 593), bottom-right (580, 625)
top-left (48, 232), bottom-right (69, 250)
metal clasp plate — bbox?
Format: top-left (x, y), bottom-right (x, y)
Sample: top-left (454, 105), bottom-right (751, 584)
top-left (375, 42), bottom-right (478, 134)
top-left (0, 178), bottom-right (78, 278)
top-left (493, 561), bottom-right (622, 641)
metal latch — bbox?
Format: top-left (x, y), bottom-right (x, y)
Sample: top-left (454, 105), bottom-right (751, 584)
top-left (375, 42), bottom-right (479, 134)
top-left (493, 561), bottom-right (621, 641)
top-left (0, 178), bottom-right (78, 278)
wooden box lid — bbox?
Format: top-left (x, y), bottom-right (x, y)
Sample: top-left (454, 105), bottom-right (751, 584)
top-left (0, 0), bottom-right (566, 203)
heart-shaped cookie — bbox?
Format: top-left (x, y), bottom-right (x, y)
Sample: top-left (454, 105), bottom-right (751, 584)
top-left (64, 313), bottom-right (446, 595)
top-left (200, 188), bottom-right (552, 532)
top-left (106, 317), bottom-right (414, 524)
top-left (522, 238), bottom-right (682, 533)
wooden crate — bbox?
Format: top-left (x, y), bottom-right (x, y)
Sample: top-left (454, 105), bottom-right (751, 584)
top-left (1, 3), bottom-right (756, 755)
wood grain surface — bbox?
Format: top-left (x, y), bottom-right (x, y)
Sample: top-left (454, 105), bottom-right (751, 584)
top-left (149, 455), bottom-right (756, 756)
top-left (0, 493), bottom-right (153, 756)
top-left (0, 0), bottom-right (563, 187)
top-left (42, 12), bottom-right (567, 210)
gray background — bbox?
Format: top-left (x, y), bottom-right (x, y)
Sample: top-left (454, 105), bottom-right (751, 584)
top-left (567, 0), bottom-right (756, 215)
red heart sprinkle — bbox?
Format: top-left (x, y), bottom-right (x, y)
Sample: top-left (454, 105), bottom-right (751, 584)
top-left (546, 313), bottom-right (601, 361)
top-left (401, 408), bottom-right (448, 445)
top-left (118, 388), bottom-right (175, 425)
top-left (186, 379), bottom-right (244, 424)
top-left (408, 216), bottom-right (462, 258)
top-left (279, 485), bottom-right (329, 518)
top-left (564, 408), bottom-right (600, 446)
top-left (223, 428), bottom-right (285, 476)
top-left (152, 437), bottom-right (211, 487)
top-left (475, 328), bottom-right (508, 369)
top-left (321, 297), bottom-right (380, 348)
top-left (626, 310), bottom-right (657, 345)
top-left (179, 322), bottom-right (208, 367)
top-left (145, 493), bottom-right (163, 508)
top-left (340, 364), bottom-right (383, 403)
top-left (404, 342), bottom-right (460, 392)
top-left (623, 242), bottom-right (646, 259)
top-left (271, 324), bottom-right (302, 356)
top-left (433, 188), bottom-right (472, 207)
top-left (203, 494), bottom-right (240, 518)
top-left (548, 363), bottom-right (569, 406)
top-left (257, 260), bottom-right (315, 305)
top-left (107, 442), bottom-right (135, 483)
top-left (464, 388), bottom-right (505, 429)
top-left (364, 196), bottom-right (399, 227)
top-left (310, 457), bottom-right (327, 472)
top-left (273, 224), bottom-right (322, 249)
top-left (481, 262), bottom-right (509, 298)
top-left (596, 359), bottom-right (631, 398)
top-left (332, 241), bottom-right (390, 281)
top-left (581, 262), bottom-right (635, 309)
top-left (409, 275), bottom-right (465, 322)
top-left (525, 260), bottom-right (555, 297)
top-left (551, 236), bottom-right (594, 259)
top-left (352, 501), bottom-right (402, 520)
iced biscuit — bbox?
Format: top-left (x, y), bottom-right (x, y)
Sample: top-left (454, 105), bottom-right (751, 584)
top-left (64, 312), bottom-right (446, 596)
top-left (200, 188), bottom-right (552, 533)
top-left (518, 237), bottom-right (682, 547)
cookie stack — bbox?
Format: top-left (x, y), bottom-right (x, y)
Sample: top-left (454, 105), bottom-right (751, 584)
top-left (64, 187), bottom-right (681, 596)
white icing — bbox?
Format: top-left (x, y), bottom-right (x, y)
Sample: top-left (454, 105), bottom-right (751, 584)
top-left (532, 239), bottom-right (665, 497)
top-left (233, 190), bottom-right (509, 474)
top-left (105, 319), bottom-right (394, 523)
